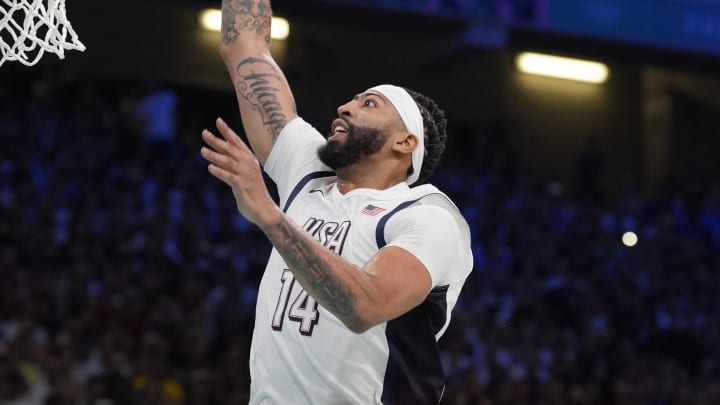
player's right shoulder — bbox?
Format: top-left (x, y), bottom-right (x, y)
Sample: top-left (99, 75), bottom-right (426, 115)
top-left (268, 117), bottom-right (327, 160)
top-left (264, 117), bottom-right (333, 194)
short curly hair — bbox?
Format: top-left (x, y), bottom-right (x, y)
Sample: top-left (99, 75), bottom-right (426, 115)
top-left (403, 87), bottom-right (448, 185)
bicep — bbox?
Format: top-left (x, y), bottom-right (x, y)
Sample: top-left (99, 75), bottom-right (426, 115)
top-left (357, 206), bottom-right (461, 325)
top-left (384, 205), bottom-right (462, 287)
top-left (359, 246), bottom-right (433, 324)
top-left (226, 50), bottom-right (297, 165)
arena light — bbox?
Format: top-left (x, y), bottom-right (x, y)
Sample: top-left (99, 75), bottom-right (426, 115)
top-left (622, 231), bottom-right (638, 247)
top-left (199, 9), bottom-right (289, 40)
top-left (516, 52), bottom-right (609, 84)
top-left (271, 17), bottom-right (290, 40)
top-left (199, 9), bottom-right (222, 32)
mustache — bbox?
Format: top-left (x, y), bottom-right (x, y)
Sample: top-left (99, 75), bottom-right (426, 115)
top-left (328, 117), bottom-right (353, 139)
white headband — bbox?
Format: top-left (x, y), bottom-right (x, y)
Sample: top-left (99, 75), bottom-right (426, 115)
top-left (370, 84), bottom-right (425, 186)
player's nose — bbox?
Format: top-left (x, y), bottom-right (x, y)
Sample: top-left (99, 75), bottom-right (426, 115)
top-left (337, 101), bottom-right (354, 118)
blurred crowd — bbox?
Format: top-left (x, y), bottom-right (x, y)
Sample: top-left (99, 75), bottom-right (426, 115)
top-left (1, 75), bottom-right (720, 405)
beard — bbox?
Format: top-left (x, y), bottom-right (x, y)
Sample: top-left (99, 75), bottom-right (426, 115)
top-left (317, 122), bottom-right (388, 170)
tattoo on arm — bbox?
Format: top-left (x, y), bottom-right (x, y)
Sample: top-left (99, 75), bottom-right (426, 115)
top-left (266, 219), bottom-right (357, 320)
top-left (221, 0), bottom-right (272, 45)
top-left (235, 57), bottom-right (289, 141)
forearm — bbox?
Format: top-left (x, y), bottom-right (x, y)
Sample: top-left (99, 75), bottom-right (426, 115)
top-left (220, 0), bottom-right (296, 165)
top-left (259, 212), bottom-right (371, 332)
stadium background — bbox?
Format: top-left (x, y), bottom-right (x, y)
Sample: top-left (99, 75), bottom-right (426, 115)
top-left (2, 0), bottom-right (720, 403)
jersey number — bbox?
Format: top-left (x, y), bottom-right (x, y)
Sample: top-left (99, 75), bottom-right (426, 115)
top-left (272, 269), bottom-right (320, 336)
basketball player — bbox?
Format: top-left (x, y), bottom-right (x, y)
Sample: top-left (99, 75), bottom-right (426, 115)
top-left (200, 1), bottom-right (473, 403)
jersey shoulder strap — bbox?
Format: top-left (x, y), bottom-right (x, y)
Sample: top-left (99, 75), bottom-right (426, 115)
top-left (375, 184), bottom-right (470, 254)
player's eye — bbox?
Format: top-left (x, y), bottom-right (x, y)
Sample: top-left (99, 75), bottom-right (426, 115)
top-left (364, 99), bottom-right (377, 107)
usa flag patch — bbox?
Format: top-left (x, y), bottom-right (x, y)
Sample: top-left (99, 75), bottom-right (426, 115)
top-left (361, 204), bottom-right (386, 216)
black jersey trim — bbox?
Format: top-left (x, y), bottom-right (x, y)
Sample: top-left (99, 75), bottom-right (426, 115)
top-left (282, 171), bottom-right (335, 213)
top-left (374, 198), bottom-right (423, 249)
top-left (382, 285), bottom-right (450, 404)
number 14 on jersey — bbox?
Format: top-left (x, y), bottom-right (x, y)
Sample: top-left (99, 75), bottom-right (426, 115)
top-left (271, 269), bottom-right (320, 336)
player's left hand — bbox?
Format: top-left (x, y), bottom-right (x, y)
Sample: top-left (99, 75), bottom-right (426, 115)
top-left (201, 117), bottom-right (281, 226)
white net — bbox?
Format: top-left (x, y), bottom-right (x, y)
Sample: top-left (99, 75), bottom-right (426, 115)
top-left (0, 0), bottom-right (85, 66)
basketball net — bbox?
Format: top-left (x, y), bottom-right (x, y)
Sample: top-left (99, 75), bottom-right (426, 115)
top-left (0, 0), bottom-right (85, 66)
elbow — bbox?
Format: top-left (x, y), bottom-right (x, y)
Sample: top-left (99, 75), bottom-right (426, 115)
top-left (344, 318), bottom-right (372, 334)
top-left (333, 285), bottom-right (385, 334)
top-left (218, 41), bottom-right (270, 62)
top-left (218, 42), bottom-right (236, 62)
top-left (341, 308), bottom-right (378, 334)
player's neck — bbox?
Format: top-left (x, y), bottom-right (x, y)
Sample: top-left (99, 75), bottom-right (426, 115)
top-left (335, 165), bottom-right (405, 194)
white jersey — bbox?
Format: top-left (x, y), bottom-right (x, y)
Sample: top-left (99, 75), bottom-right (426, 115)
top-left (249, 117), bottom-right (473, 405)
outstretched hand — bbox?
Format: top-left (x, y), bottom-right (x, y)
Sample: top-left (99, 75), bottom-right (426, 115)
top-left (201, 117), bottom-right (281, 227)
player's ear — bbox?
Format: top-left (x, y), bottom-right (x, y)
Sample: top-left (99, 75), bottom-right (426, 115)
top-left (392, 132), bottom-right (418, 156)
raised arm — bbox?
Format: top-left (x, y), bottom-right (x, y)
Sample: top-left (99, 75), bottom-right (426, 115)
top-left (220, 0), bottom-right (297, 165)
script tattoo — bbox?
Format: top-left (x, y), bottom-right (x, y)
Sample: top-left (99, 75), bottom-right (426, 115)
top-left (221, 0), bottom-right (272, 45)
top-left (235, 57), bottom-right (288, 141)
top-left (266, 220), bottom-right (357, 321)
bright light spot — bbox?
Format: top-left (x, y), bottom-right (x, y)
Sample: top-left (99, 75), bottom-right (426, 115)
top-left (199, 10), bottom-right (289, 40)
top-left (516, 52), bottom-right (609, 84)
top-left (199, 9), bottom-right (222, 32)
top-left (622, 231), bottom-right (638, 247)
top-left (271, 17), bottom-right (290, 40)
